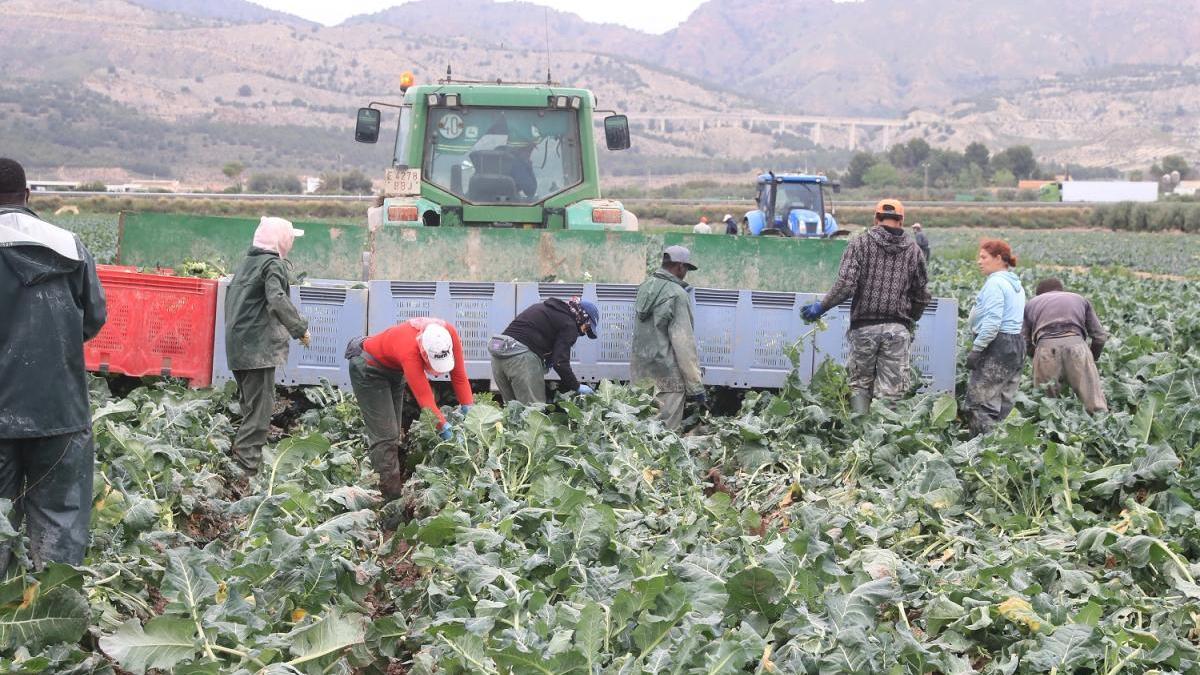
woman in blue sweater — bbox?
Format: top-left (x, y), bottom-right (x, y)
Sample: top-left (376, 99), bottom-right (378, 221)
top-left (965, 239), bottom-right (1026, 435)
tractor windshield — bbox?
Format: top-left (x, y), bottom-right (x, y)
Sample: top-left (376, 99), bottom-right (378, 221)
top-left (773, 183), bottom-right (822, 218)
top-left (423, 107), bottom-right (583, 205)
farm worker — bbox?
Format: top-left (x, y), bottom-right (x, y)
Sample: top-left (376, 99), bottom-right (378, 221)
top-left (913, 223), bottom-right (931, 261)
top-left (345, 317), bottom-right (474, 498)
top-left (0, 157), bottom-right (107, 575)
top-left (225, 216), bottom-right (310, 475)
top-left (489, 297), bottom-right (601, 404)
top-left (692, 216), bottom-right (712, 234)
top-left (1023, 278), bottom-right (1108, 413)
top-left (723, 214), bottom-right (738, 235)
top-left (964, 239), bottom-right (1027, 435)
top-left (631, 246), bottom-right (705, 429)
top-left (800, 199), bottom-right (930, 414)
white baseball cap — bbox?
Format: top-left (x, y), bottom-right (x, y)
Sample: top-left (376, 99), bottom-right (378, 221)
top-left (419, 324), bottom-right (455, 374)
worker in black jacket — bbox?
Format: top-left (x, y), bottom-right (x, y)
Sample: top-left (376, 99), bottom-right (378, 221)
top-left (488, 297), bottom-right (600, 404)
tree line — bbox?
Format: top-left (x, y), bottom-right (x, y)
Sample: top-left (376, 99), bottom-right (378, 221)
top-left (840, 140), bottom-right (1041, 190)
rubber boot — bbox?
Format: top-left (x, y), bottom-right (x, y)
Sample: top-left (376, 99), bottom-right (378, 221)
top-left (850, 392), bottom-right (871, 416)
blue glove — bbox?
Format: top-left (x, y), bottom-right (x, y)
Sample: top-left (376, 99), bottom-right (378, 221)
top-left (438, 424), bottom-right (454, 441)
top-left (459, 405), bottom-right (473, 416)
top-left (577, 384), bottom-right (595, 395)
top-left (801, 301), bottom-right (824, 322)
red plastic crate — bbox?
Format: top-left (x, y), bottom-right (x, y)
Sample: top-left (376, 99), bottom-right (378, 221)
top-left (85, 265), bottom-right (218, 387)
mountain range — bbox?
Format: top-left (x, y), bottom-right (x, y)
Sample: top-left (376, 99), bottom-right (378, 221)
top-left (1, 0), bottom-right (1197, 183)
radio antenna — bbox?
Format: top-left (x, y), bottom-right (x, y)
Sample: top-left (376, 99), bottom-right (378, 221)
top-left (543, 7), bottom-right (553, 85)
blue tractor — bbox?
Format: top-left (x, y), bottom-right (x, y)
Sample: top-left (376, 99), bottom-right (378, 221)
top-left (743, 172), bottom-right (842, 237)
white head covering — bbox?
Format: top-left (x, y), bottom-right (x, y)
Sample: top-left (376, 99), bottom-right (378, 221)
top-left (251, 216), bottom-right (305, 258)
top-left (418, 323), bottom-right (455, 374)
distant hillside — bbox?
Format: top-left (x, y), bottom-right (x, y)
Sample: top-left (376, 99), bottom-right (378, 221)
top-left (653, 0), bottom-right (1194, 115)
top-left (0, 0), bottom-right (1197, 181)
top-left (125, 0), bottom-right (310, 26)
top-left (345, 0), bottom-right (648, 57)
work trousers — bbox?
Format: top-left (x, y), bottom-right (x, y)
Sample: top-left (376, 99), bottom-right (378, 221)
top-left (966, 332), bottom-right (1025, 436)
top-left (491, 351), bottom-right (547, 405)
top-left (655, 390), bottom-right (687, 430)
top-left (232, 368), bottom-right (275, 473)
top-left (0, 430), bottom-right (94, 577)
top-left (1032, 334), bottom-right (1107, 413)
top-left (846, 322), bottom-right (913, 402)
top-left (348, 355), bottom-right (409, 499)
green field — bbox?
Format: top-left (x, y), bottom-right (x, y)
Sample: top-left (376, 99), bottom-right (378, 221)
top-left (6, 226), bottom-right (1200, 673)
top-left (928, 228), bottom-right (1200, 277)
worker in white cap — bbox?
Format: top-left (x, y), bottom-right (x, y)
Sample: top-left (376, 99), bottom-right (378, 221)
top-left (631, 245), bottom-right (705, 429)
top-left (225, 216), bottom-right (310, 476)
top-left (344, 317), bottom-right (474, 499)
top-left (723, 213), bottom-right (738, 235)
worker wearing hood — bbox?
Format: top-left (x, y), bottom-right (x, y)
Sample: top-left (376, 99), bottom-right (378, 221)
top-left (224, 216), bottom-right (310, 475)
top-left (0, 157), bottom-right (107, 575)
top-left (631, 246), bottom-right (705, 429)
top-left (801, 199), bottom-right (930, 414)
top-left (965, 239), bottom-right (1027, 436)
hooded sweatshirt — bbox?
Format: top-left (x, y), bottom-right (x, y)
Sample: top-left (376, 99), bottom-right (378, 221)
top-left (820, 225), bottom-right (930, 330)
top-left (0, 206), bottom-right (107, 438)
top-left (502, 298), bottom-right (583, 392)
top-left (969, 270), bottom-right (1025, 351)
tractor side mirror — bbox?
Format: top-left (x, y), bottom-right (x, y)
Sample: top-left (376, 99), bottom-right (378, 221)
top-left (355, 107), bottom-right (382, 144)
top-left (603, 114), bottom-right (631, 151)
top-left (831, 182), bottom-right (841, 194)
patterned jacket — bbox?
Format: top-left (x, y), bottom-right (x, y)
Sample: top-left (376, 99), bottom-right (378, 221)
top-left (821, 225), bottom-right (930, 330)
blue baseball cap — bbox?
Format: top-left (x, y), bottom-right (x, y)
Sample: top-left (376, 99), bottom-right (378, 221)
top-left (580, 300), bottom-right (600, 339)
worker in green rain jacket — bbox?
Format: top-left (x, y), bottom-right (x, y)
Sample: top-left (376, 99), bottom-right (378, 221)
top-left (631, 246), bottom-right (705, 430)
top-left (224, 217), bottom-right (310, 475)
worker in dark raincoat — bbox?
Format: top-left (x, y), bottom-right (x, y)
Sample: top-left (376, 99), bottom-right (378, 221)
top-left (0, 157), bottom-right (107, 575)
top-left (224, 217), bottom-right (309, 475)
top-left (631, 246), bottom-right (705, 429)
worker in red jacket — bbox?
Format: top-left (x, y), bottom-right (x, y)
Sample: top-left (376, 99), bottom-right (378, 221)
top-left (345, 317), bottom-right (474, 498)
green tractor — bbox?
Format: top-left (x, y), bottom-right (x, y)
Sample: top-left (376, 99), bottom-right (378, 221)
top-left (115, 75), bottom-right (848, 291)
top-left (354, 76), bottom-right (637, 231)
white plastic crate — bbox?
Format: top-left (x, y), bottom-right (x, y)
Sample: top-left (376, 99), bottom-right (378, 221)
top-left (212, 279), bottom-right (368, 388)
top-left (367, 281), bottom-right (517, 380)
top-left (811, 297), bottom-right (959, 392)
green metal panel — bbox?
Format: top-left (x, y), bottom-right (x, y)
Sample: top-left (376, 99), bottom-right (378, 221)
top-left (117, 213), bottom-right (367, 280)
top-left (662, 234), bottom-right (847, 293)
top-left (462, 205), bottom-right (544, 224)
top-left (370, 227), bottom-right (653, 283)
top-left (117, 213), bottom-right (848, 291)
top-left (370, 227), bottom-right (847, 291)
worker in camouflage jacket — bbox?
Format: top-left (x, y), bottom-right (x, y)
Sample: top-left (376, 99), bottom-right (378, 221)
top-left (0, 157), bottom-right (107, 575)
top-left (631, 246), bottom-right (705, 429)
top-left (224, 217), bottom-right (310, 475)
top-left (802, 199), bottom-right (930, 414)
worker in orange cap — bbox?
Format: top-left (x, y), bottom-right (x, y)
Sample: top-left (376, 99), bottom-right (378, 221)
top-left (802, 199), bottom-right (930, 414)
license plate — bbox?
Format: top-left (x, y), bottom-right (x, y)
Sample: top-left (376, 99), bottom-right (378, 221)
top-left (383, 167), bottom-right (421, 196)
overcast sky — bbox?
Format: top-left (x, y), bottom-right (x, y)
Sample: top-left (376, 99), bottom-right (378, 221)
top-left (251, 0), bottom-right (706, 33)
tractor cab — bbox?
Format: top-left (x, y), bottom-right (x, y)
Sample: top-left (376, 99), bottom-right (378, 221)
top-left (744, 173), bottom-right (841, 238)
